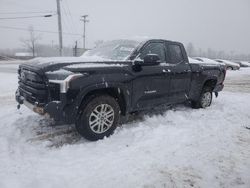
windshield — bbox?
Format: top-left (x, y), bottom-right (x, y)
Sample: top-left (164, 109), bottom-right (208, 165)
top-left (82, 40), bottom-right (141, 61)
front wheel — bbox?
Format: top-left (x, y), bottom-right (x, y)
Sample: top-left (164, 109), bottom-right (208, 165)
top-left (76, 95), bottom-right (120, 141)
top-left (191, 87), bottom-right (213, 109)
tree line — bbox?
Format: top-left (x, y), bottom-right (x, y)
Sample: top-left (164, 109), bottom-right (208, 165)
top-left (185, 42), bottom-right (250, 61)
top-left (0, 26), bottom-right (249, 61)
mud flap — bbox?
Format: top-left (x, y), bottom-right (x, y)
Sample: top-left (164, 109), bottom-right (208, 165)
top-left (44, 101), bottom-right (64, 120)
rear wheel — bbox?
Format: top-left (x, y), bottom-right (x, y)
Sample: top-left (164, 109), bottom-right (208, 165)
top-left (76, 95), bottom-right (120, 141)
top-left (227, 66), bottom-right (233, 70)
top-left (191, 87), bottom-right (213, 109)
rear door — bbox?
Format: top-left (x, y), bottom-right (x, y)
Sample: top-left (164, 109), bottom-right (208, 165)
top-left (166, 42), bottom-right (192, 103)
top-left (131, 41), bottom-right (171, 110)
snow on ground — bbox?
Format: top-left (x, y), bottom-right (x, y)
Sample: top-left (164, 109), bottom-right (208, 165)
top-left (0, 64), bottom-right (19, 73)
top-left (0, 66), bottom-right (250, 188)
top-left (224, 68), bottom-right (250, 93)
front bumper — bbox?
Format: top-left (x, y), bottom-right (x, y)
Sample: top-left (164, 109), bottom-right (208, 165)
top-left (16, 89), bottom-right (64, 120)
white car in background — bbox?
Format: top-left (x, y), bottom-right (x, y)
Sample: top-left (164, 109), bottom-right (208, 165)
top-left (234, 61), bottom-right (250, 67)
top-left (214, 59), bottom-right (240, 70)
top-left (193, 57), bottom-right (225, 65)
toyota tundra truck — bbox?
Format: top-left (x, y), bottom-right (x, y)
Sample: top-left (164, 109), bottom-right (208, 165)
top-left (16, 39), bottom-right (226, 141)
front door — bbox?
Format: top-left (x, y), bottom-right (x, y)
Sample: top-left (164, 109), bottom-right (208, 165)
top-left (131, 42), bottom-right (171, 110)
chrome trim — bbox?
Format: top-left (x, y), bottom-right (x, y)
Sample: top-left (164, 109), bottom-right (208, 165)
top-left (23, 100), bottom-right (34, 110)
top-left (144, 90), bottom-right (157, 94)
top-left (23, 100), bottom-right (45, 115)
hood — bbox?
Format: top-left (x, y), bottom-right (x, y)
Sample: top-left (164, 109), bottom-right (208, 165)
top-left (19, 56), bottom-right (130, 74)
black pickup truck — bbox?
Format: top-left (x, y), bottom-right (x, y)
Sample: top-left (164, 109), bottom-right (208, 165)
top-left (16, 39), bottom-right (226, 140)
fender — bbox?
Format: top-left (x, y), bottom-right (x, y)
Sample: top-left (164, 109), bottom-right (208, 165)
top-left (63, 81), bottom-right (132, 123)
top-left (202, 75), bottom-right (218, 86)
top-left (189, 72), bottom-right (218, 101)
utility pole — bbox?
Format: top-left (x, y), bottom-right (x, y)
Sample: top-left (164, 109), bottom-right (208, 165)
top-left (80, 15), bottom-right (89, 50)
top-left (56, 0), bottom-right (63, 56)
top-left (74, 41), bottom-right (78, 56)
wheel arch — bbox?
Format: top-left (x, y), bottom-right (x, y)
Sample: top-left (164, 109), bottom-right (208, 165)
top-left (203, 78), bottom-right (217, 91)
top-left (226, 66), bottom-right (234, 70)
top-left (75, 83), bottom-right (129, 117)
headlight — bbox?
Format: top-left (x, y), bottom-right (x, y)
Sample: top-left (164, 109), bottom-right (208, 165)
top-left (45, 69), bottom-right (74, 80)
top-left (47, 71), bottom-right (84, 93)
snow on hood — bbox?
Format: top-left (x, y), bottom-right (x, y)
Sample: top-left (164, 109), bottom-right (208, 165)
top-left (30, 55), bottom-right (112, 66)
top-left (45, 69), bottom-right (73, 75)
top-left (65, 63), bottom-right (127, 69)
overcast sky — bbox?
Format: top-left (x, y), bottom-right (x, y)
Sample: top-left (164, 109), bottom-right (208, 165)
top-left (0, 0), bottom-right (249, 54)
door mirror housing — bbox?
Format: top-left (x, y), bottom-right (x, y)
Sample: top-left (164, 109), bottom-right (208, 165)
top-left (133, 54), bottom-right (161, 67)
top-left (143, 54), bottom-right (161, 66)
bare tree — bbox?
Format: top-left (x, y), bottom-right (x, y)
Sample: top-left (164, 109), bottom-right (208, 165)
top-left (20, 26), bottom-right (41, 57)
top-left (186, 42), bottom-right (195, 57)
top-left (94, 40), bottom-right (104, 48)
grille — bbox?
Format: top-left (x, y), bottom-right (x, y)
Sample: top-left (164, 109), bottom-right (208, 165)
top-left (18, 68), bottom-right (48, 105)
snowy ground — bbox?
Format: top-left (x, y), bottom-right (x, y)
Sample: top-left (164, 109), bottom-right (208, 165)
top-left (0, 63), bottom-right (250, 188)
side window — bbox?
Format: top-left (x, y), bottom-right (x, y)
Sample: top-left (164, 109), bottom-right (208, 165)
top-left (168, 44), bottom-right (184, 64)
top-left (195, 58), bottom-right (203, 62)
top-left (140, 43), bottom-right (166, 62)
top-left (216, 60), bottom-right (223, 63)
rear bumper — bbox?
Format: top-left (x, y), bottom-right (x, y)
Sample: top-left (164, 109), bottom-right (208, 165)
top-left (213, 83), bottom-right (224, 92)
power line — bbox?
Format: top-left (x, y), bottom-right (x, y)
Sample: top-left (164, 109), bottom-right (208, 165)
top-left (0, 25), bottom-right (81, 36)
top-left (61, 0), bottom-right (81, 48)
top-left (64, 0), bottom-right (79, 34)
top-left (61, 13), bottom-right (72, 36)
top-left (0, 11), bottom-right (56, 15)
top-left (0, 14), bottom-right (56, 20)
top-left (61, 3), bottom-right (74, 34)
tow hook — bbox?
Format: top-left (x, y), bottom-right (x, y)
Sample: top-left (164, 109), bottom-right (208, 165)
top-left (215, 92), bottom-right (218, 98)
top-left (15, 90), bottom-right (24, 109)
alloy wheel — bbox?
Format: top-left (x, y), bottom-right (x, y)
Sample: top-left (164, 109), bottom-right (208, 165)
top-left (89, 104), bottom-right (115, 134)
top-left (201, 92), bottom-right (212, 108)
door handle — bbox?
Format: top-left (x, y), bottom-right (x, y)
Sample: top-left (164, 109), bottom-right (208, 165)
top-left (163, 69), bottom-right (171, 73)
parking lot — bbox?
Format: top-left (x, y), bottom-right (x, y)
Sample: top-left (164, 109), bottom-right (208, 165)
top-left (0, 62), bottom-right (249, 188)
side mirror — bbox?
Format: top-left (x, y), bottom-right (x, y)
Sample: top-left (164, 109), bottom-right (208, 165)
top-left (143, 54), bottom-right (161, 66)
top-left (133, 54), bottom-right (161, 69)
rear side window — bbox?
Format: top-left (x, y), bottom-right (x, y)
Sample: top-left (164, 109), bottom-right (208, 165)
top-left (140, 42), bottom-right (166, 62)
top-left (216, 60), bottom-right (223, 63)
top-left (168, 44), bottom-right (184, 64)
top-left (195, 58), bottom-right (203, 62)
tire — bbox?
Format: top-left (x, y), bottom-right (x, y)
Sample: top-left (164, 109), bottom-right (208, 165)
top-left (191, 87), bottom-right (213, 109)
top-left (76, 95), bottom-right (120, 141)
top-left (227, 66), bottom-right (233, 70)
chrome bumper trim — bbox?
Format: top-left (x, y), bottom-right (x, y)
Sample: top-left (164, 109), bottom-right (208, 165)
top-left (23, 100), bottom-right (45, 115)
